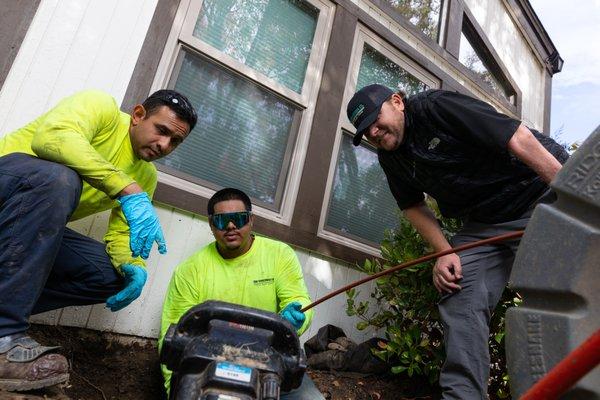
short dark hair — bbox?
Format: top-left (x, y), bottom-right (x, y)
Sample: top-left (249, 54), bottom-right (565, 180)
top-left (142, 89), bottom-right (198, 131)
top-left (207, 188), bottom-right (252, 215)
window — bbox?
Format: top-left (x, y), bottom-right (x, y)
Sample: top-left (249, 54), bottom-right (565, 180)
top-left (458, 15), bottom-right (516, 104)
top-left (152, 0), bottom-right (333, 217)
top-left (382, 0), bottom-right (445, 41)
top-left (320, 28), bottom-right (439, 253)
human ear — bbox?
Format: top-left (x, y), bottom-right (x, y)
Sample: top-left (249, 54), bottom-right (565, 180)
top-left (131, 105), bottom-right (147, 125)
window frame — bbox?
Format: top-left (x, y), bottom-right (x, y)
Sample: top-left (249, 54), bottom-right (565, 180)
top-left (459, 10), bottom-right (518, 106)
top-left (317, 25), bottom-right (440, 255)
top-left (149, 0), bottom-right (335, 225)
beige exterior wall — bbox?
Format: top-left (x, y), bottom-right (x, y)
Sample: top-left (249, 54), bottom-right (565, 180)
top-left (462, 0), bottom-right (547, 129)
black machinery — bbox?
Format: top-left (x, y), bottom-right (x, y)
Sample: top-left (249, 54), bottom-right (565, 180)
top-left (161, 301), bottom-right (306, 400)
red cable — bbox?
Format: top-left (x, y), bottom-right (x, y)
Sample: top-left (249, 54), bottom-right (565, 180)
top-left (520, 328), bottom-right (600, 400)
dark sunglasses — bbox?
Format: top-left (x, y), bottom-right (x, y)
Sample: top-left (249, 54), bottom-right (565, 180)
top-left (210, 211), bottom-right (252, 230)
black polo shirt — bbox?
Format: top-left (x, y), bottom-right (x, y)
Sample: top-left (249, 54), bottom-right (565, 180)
top-left (378, 89), bottom-right (569, 223)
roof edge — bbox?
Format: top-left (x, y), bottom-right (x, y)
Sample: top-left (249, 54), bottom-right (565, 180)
top-left (514, 0), bottom-right (563, 75)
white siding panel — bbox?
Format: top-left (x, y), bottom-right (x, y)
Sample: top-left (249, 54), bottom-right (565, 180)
top-left (0, 0), bottom-right (58, 134)
top-left (109, 0), bottom-right (159, 98)
top-left (48, 1), bottom-right (117, 103)
top-left (133, 209), bottom-right (193, 338)
top-left (58, 305), bottom-right (93, 328)
top-left (0, 0), bottom-right (159, 137)
top-left (30, 309), bottom-right (61, 326)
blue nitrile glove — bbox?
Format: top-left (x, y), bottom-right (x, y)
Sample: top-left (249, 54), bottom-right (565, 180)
top-left (280, 302), bottom-right (305, 330)
top-left (106, 264), bottom-right (148, 312)
top-left (118, 192), bottom-right (167, 259)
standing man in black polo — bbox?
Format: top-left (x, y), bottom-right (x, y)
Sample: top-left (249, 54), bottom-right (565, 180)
top-left (346, 84), bottom-right (568, 399)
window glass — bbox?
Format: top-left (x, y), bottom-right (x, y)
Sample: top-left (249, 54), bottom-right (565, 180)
top-left (156, 51), bottom-right (300, 209)
top-left (193, 0), bottom-right (319, 93)
top-left (326, 44), bottom-right (430, 245)
top-left (357, 44), bottom-right (428, 94)
top-left (459, 32), bottom-right (511, 102)
top-left (382, 0), bottom-right (443, 41)
top-left (327, 132), bottom-right (399, 244)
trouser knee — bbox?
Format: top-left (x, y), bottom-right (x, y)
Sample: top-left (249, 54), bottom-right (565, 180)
top-left (30, 159), bottom-right (82, 209)
top-left (1, 154), bottom-right (83, 218)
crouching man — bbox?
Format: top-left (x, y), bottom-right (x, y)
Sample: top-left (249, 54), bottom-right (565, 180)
top-left (0, 89), bottom-right (197, 391)
top-left (160, 188), bottom-right (324, 399)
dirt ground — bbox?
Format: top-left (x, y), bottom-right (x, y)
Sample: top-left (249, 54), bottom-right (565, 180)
top-left (0, 324), bottom-right (438, 400)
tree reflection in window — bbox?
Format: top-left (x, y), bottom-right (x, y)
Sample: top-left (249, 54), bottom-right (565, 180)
top-left (459, 32), bottom-right (511, 102)
top-left (383, 0), bottom-right (443, 41)
top-left (193, 0), bottom-right (319, 93)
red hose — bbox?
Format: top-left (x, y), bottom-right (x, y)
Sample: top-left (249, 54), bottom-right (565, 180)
top-left (520, 328), bottom-right (600, 400)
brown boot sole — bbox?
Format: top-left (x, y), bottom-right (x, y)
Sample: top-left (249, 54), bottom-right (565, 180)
top-left (0, 372), bottom-right (69, 391)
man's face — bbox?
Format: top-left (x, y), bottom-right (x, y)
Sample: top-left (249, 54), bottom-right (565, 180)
top-left (364, 94), bottom-right (406, 151)
top-left (129, 105), bottom-right (190, 162)
top-left (210, 199), bottom-right (254, 258)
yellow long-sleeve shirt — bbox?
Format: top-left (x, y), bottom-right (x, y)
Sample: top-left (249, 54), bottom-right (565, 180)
top-left (159, 236), bottom-right (314, 393)
top-left (0, 90), bottom-right (157, 270)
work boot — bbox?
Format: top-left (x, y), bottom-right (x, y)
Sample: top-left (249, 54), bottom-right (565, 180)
top-left (0, 334), bottom-right (69, 391)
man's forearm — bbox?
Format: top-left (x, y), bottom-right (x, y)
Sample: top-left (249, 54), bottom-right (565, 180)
top-left (508, 124), bottom-right (563, 183)
top-left (403, 202), bottom-right (452, 252)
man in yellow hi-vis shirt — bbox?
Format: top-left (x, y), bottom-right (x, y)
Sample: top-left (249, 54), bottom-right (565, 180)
top-left (0, 89), bottom-right (197, 391)
top-left (160, 188), bottom-right (324, 400)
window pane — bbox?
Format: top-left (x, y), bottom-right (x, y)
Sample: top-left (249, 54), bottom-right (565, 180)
top-left (326, 133), bottom-right (398, 245)
top-left (382, 0), bottom-right (443, 41)
top-left (357, 44), bottom-right (428, 95)
top-left (459, 32), bottom-right (510, 101)
top-left (327, 45), bottom-right (430, 245)
top-left (156, 50), bottom-right (300, 209)
top-left (193, 0), bottom-right (319, 93)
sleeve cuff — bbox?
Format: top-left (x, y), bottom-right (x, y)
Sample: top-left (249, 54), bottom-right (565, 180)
top-left (102, 170), bottom-right (135, 198)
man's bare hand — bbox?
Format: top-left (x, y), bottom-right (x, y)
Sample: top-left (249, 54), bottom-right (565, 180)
top-left (433, 253), bottom-right (462, 293)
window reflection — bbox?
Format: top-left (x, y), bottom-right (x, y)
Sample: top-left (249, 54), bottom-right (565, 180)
top-left (382, 0), bottom-right (443, 41)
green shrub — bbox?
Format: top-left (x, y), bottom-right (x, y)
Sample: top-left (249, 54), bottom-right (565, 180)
top-left (346, 207), bottom-right (518, 398)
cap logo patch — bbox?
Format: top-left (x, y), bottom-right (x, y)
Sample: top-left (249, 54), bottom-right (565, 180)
top-left (350, 104), bottom-right (365, 124)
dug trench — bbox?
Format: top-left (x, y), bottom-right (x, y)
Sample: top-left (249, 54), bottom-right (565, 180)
top-left (0, 324), bottom-right (437, 400)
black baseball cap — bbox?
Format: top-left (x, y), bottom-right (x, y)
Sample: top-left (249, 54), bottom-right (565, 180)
top-left (346, 84), bottom-right (394, 146)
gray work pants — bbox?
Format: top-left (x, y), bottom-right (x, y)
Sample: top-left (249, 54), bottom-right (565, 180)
top-left (438, 206), bottom-right (536, 399)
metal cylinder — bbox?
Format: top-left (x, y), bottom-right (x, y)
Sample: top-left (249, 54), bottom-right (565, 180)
top-left (261, 373), bottom-right (281, 400)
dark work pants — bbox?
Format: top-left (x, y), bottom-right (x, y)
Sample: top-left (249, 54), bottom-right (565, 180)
top-left (437, 190), bottom-right (554, 399)
top-left (0, 153), bottom-right (123, 338)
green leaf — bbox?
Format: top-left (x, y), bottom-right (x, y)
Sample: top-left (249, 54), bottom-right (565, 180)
top-left (494, 332), bottom-right (505, 344)
top-left (391, 365), bottom-right (407, 374)
top-left (356, 321), bottom-right (369, 331)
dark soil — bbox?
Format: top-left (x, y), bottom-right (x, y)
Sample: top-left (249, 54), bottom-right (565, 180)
top-left (0, 325), bottom-right (438, 400)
